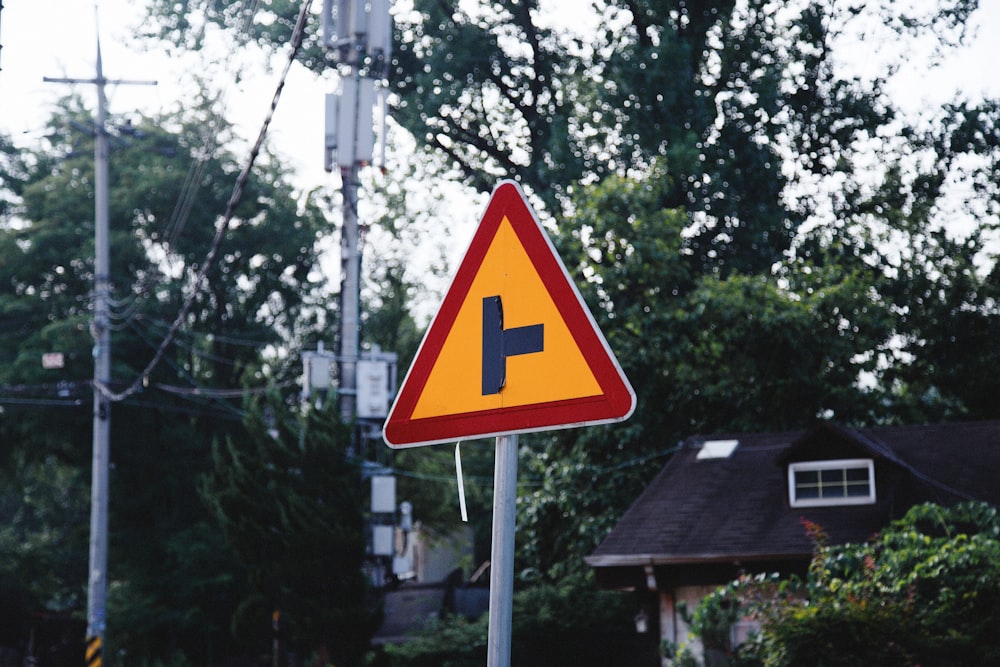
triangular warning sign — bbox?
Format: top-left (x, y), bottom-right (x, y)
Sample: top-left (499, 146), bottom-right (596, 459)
top-left (383, 180), bottom-right (635, 448)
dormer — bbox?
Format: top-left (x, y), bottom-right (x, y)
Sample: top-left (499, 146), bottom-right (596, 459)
top-left (780, 423), bottom-right (898, 509)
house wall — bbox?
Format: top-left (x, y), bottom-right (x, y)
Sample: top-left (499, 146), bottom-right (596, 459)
top-left (660, 584), bottom-right (718, 666)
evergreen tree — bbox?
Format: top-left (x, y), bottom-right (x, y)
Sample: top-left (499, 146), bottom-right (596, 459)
top-left (202, 397), bottom-right (374, 666)
top-left (0, 93), bottom-right (337, 663)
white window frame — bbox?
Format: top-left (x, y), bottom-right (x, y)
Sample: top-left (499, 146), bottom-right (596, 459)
top-left (788, 458), bottom-right (876, 508)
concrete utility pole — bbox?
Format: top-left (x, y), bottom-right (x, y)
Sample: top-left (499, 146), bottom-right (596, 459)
top-left (44, 33), bottom-right (154, 656)
top-left (322, 0), bottom-right (391, 425)
top-left (340, 160), bottom-right (361, 424)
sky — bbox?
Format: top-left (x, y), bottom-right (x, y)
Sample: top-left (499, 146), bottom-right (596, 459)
top-left (0, 0), bottom-right (331, 191)
top-left (852, 1), bottom-right (1000, 110)
top-left (3, 1), bottom-right (999, 190)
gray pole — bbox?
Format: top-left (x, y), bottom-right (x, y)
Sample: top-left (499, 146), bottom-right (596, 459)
top-left (323, 0), bottom-right (389, 428)
top-left (88, 38), bottom-right (112, 643)
top-left (44, 33), bottom-right (155, 650)
top-left (339, 162), bottom-right (360, 425)
top-left (487, 434), bottom-right (518, 667)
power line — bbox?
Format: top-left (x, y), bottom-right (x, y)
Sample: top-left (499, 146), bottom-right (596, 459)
top-left (158, 0), bottom-right (263, 255)
top-left (138, 315), bottom-right (274, 348)
top-left (0, 396), bottom-right (85, 407)
top-left (385, 444), bottom-right (682, 489)
top-left (0, 376), bottom-right (292, 415)
top-left (128, 318), bottom-right (240, 369)
top-left (96, 0), bottom-right (314, 404)
top-left (94, 0), bottom-right (281, 360)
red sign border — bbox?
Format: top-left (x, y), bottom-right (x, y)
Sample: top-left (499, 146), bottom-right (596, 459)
top-left (383, 181), bottom-right (635, 447)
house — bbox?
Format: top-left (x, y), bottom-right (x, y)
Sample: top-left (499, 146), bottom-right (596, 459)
top-left (585, 420), bottom-right (1000, 664)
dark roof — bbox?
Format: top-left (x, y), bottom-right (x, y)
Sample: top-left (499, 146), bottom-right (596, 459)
top-left (587, 420), bottom-right (1000, 570)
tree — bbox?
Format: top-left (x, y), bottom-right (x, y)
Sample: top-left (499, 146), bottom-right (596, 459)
top-left (871, 118), bottom-right (1000, 422)
top-left (0, 457), bottom-right (90, 619)
top-left (382, 571), bottom-right (644, 667)
top-left (678, 502), bottom-right (1000, 666)
top-left (517, 164), bottom-right (898, 581)
top-left (133, 1), bottom-right (1000, 655)
top-left (0, 92), bottom-right (337, 663)
top-left (384, 1), bottom-right (987, 271)
top-left (201, 397), bottom-right (374, 666)
top-left (140, 0), bottom-right (1000, 417)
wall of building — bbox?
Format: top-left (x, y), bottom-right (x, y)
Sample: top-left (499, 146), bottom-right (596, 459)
top-left (660, 584), bottom-right (719, 666)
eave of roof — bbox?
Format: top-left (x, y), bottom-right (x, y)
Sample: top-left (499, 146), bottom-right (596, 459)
top-left (585, 551), bottom-right (810, 568)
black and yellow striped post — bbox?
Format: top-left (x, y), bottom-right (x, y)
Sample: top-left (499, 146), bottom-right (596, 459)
top-left (272, 610), bottom-right (281, 667)
top-left (86, 635), bottom-right (102, 667)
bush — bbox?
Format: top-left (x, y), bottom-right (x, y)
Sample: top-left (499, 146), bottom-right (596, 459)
top-left (685, 502), bottom-right (1000, 667)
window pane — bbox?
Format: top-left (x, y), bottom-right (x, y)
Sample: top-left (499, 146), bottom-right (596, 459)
top-left (820, 469), bottom-right (845, 484)
top-left (796, 484), bottom-right (820, 499)
top-left (797, 470), bottom-right (818, 485)
top-left (845, 467), bottom-right (869, 482)
top-left (846, 483), bottom-right (870, 497)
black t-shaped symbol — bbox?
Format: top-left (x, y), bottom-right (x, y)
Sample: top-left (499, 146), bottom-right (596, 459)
top-left (482, 295), bottom-right (545, 395)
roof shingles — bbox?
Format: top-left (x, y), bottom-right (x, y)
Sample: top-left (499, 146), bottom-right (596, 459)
top-left (588, 421), bottom-right (1000, 569)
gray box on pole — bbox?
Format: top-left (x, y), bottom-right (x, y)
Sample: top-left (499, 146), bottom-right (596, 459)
top-left (335, 77), bottom-right (375, 168)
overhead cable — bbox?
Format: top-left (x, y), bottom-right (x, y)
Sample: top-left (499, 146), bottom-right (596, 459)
top-left (96, 0), bottom-right (314, 403)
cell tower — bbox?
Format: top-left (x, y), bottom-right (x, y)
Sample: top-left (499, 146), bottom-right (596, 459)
top-left (321, 0), bottom-right (393, 427)
top-left (318, 0), bottom-right (402, 590)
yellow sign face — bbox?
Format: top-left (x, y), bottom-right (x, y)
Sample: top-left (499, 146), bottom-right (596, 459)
top-left (411, 215), bottom-right (602, 419)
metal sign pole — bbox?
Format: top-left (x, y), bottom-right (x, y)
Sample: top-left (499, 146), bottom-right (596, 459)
top-left (487, 433), bottom-right (518, 667)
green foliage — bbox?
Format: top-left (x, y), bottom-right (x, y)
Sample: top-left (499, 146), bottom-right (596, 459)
top-left (0, 94), bottom-right (340, 665)
top-left (380, 614), bottom-right (488, 666)
top-left (519, 165), bottom-right (896, 582)
top-left (879, 223), bottom-right (1000, 422)
top-left (686, 502), bottom-right (1000, 667)
top-left (202, 397), bottom-right (375, 666)
top-left (383, 572), bottom-right (644, 667)
top-left (509, 573), bottom-right (642, 666)
top-left (0, 457), bottom-right (90, 614)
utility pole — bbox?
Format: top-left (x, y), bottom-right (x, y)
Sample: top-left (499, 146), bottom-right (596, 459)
top-left (340, 158), bottom-right (361, 424)
top-left (322, 0), bottom-right (391, 426)
top-left (44, 32), bottom-right (154, 657)
top-left (321, 0), bottom-right (403, 594)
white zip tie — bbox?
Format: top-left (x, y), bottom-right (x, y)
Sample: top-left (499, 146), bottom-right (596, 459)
top-left (455, 442), bottom-right (468, 522)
